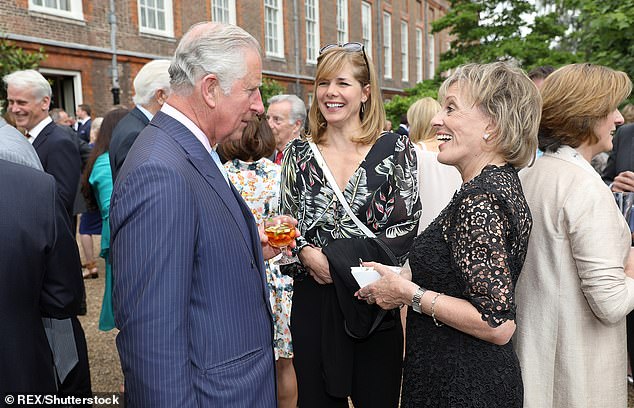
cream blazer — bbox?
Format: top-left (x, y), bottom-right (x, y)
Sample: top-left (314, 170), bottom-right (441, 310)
top-left (514, 146), bottom-right (634, 408)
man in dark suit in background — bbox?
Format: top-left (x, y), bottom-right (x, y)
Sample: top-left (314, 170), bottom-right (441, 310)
top-left (395, 113), bottom-right (409, 136)
top-left (111, 22), bottom-right (295, 407)
top-left (4, 69), bottom-right (91, 399)
top-left (109, 59), bottom-right (171, 181)
top-left (74, 103), bottom-right (92, 143)
top-left (0, 159), bottom-right (84, 396)
top-left (603, 123), bottom-right (634, 192)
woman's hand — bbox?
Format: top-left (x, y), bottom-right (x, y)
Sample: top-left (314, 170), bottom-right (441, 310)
top-left (355, 262), bottom-right (418, 310)
top-left (298, 246), bottom-right (332, 284)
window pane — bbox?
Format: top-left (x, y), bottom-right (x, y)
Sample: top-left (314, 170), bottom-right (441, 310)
top-left (59, 0), bottom-right (70, 11)
top-left (157, 11), bottom-right (165, 30)
top-left (148, 8), bottom-right (156, 29)
top-left (264, 0), bottom-right (281, 55)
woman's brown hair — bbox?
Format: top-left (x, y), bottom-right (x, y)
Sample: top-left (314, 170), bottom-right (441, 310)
top-left (218, 116), bottom-right (275, 162)
top-left (81, 107), bottom-right (129, 210)
top-left (539, 63), bottom-right (632, 152)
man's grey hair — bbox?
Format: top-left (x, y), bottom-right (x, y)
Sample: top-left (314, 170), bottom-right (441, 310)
top-left (133, 59), bottom-right (172, 105)
top-left (169, 22), bottom-right (261, 96)
top-left (3, 69), bottom-right (52, 101)
top-left (268, 94), bottom-right (306, 126)
top-left (49, 108), bottom-right (67, 123)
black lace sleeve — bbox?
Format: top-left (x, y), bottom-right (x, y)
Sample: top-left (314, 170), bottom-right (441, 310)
top-left (447, 189), bottom-right (516, 327)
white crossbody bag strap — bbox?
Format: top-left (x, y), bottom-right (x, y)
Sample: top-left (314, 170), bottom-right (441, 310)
top-left (309, 142), bottom-right (376, 239)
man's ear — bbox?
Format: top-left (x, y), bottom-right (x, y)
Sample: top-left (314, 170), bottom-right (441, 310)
top-left (155, 88), bottom-right (167, 105)
top-left (201, 74), bottom-right (219, 108)
top-left (41, 95), bottom-right (51, 111)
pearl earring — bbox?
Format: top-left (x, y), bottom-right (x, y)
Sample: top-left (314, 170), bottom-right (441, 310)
top-left (483, 133), bottom-right (490, 140)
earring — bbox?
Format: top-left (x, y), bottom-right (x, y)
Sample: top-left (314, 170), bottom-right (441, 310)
top-left (483, 133), bottom-right (490, 140)
top-left (360, 101), bottom-right (366, 114)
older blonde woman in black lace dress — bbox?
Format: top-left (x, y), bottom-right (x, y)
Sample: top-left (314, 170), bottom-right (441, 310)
top-left (358, 62), bottom-right (541, 407)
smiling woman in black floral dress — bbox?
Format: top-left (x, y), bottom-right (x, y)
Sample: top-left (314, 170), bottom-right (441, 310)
top-left (357, 62), bottom-right (541, 407)
top-left (279, 43), bottom-right (420, 408)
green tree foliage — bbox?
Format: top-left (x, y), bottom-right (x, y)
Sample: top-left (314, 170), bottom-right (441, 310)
top-left (572, 0), bottom-right (634, 86)
top-left (432, 0), bottom-right (542, 72)
top-left (387, 0), bottom-right (634, 119)
top-left (259, 78), bottom-right (285, 109)
top-left (0, 37), bottom-right (45, 110)
top-left (385, 79), bottom-right (442, 126)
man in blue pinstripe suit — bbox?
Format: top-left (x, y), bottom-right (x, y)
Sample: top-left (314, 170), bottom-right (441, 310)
top-left (110, 22), bottom-right (291, 407)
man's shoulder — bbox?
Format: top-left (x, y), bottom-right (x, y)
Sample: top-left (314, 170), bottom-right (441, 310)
top-left (113, 109), bottom-right (149, 137)
top-left (0, 158), bottom-right (52, 185)
top-left (45, 123), bottom-right (77, 147)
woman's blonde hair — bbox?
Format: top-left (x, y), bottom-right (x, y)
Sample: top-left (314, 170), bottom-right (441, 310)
top-left (438, 61), bottom-right (542, 168)
top-left (407, 97), bottom-right (441, 143)
top-left (307, 46), bottom-right (385, 145)
top-left (539, 64), bottom-right (632, 152)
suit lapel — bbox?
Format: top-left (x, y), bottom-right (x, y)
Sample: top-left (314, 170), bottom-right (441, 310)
top-left (32, 122), bottom-right (53, 150)
top-left (152, 112), bottom-right (255, 254)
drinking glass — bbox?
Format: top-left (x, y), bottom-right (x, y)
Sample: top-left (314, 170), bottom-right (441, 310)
top-left (263, 216), bottom-right (298, 266)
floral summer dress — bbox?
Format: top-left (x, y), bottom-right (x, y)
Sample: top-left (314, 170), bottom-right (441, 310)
top-left (224, 157), bottom-right (293, 359)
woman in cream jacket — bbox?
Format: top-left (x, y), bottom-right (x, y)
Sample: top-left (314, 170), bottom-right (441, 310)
top-left (515, 63), bottom-right (634, 407)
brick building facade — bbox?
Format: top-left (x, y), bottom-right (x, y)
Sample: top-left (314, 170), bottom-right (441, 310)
top-left (0, 0), bottom-right (449, 117)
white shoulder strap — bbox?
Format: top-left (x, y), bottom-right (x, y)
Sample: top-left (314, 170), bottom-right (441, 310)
top-left (308, 141), bottom-right (376, 238)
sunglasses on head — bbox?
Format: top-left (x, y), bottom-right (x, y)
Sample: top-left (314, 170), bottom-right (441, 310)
top-left (318, 42), bottom-right (370, 80)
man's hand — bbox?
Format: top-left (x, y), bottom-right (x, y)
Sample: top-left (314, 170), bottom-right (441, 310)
top-left (612, 171), bottom-right (634, 192)
top-left (259, 215), bottom-right (300, 260)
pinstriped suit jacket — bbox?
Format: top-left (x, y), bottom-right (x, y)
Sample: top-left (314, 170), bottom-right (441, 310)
top-left (110, 111), bottom-right (276, 407)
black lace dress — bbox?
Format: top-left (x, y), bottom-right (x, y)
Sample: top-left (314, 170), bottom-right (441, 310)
top-left (402, 164), bottom-right (530, 408)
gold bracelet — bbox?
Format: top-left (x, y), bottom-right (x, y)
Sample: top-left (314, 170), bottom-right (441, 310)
top-left (431, 292), bottom-right (444, 327)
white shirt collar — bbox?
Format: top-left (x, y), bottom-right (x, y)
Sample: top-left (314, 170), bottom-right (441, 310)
top-left (160, 102), bottom-right (212, 154)
top-left (136, 105), bottom-right (154, 121)
top-left (27, 116), bottom-right (53, 144)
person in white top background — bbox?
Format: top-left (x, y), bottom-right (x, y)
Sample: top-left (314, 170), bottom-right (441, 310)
top-left (408, 97), bottom-right (462, 233)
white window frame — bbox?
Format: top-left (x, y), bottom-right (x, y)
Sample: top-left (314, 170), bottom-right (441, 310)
top-left (305, 0), bottom-right (320, 64)
top-left (361, 2), bottom-right (373, 59)
top-left (416, 28), bottom-right (423, 83)
top-left (29, 0), bottom-right (84, 20)
top-left (427, 34), bottom-right (436, 79)
top-left (401, 21), bottom-right (409, 82)
top-left (211, 0), bottom-right (236, 24)
top-left (138, 0), bottom-right (174, 38)
top-left (264, 0), bottom-right (285, 58)
top-left (337, 0), bottom-right (349, 45)
top-left (383, 12), bottom-right (392, 79)
top-left (38, 68), bottom-right (83, 113)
